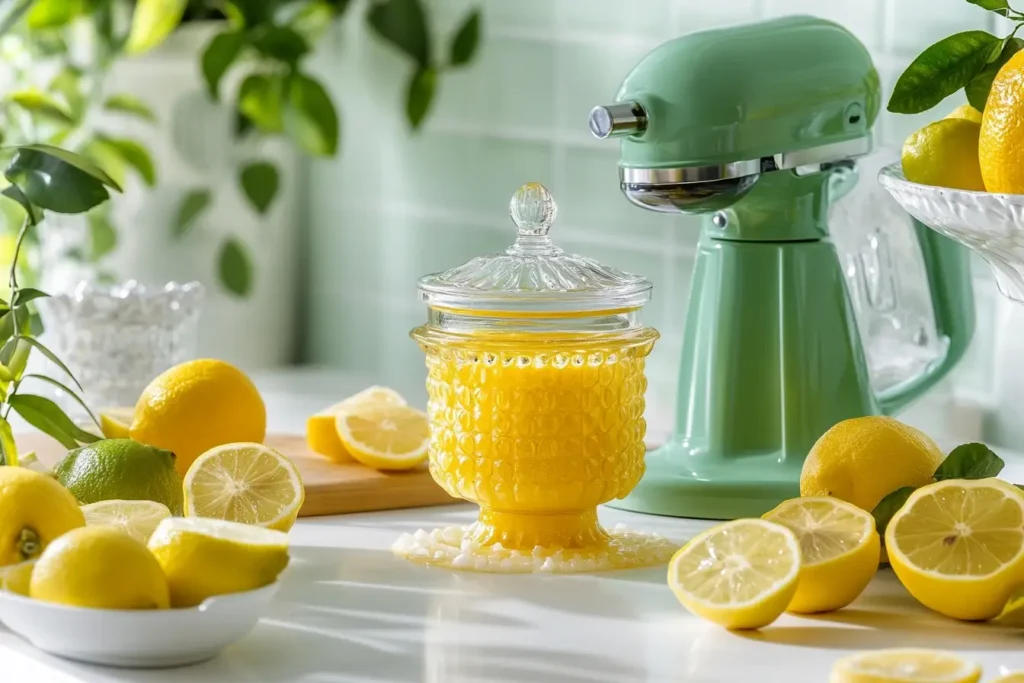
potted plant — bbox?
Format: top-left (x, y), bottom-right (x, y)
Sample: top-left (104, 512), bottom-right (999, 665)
top-left (3, 0), bottom-right (482, 366)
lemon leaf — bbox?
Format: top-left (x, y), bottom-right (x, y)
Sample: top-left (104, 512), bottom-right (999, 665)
top-left (22, 374), bottom-right (100, 431)
top-left (966, 37), bottom-right (1024, 111)
top-left (9, 394), bottom-right (97, 449)
top-left (888, 30), bottom-right (1002, 114)
top-left (934, 442), bottom-right (1004, 480)
top-left (967, 0), bottom-right (1012, 16)
top-left (125, 0), bottom-right (188, 55)
top-left (872, 486), bottom-right (916, 535)
top-left (103, 94), bottom-right (156, 123)
top-left (448, 9), bottom-right (480, 67)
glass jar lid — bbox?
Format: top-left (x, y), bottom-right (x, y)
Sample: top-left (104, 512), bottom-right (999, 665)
top-left (417, 183), bottom-right (653, 314)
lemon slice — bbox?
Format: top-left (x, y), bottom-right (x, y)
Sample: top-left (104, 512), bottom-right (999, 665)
top-left (830, 649), bottom-right (981, 683)
top-left (763, 496), bottom-right (880, 614)
top-left (184, 443), bottom-right (305, 532)
top-left (147, 516), bottom-right (289, 608)
top-left (336, 403), bottom-right (429, 471)
top-left (886, 478), bottom-right (1024, 621)
top-left (81, 499), bottom-right (171, 543)
top-left (0, 559), bottom-right (35, 595)
top-left (307, 386), bottom-right (406, 461)
top-left (99, 407), bottom-right (135, 439)
top-left (667, 518), bottom-right (800, 629)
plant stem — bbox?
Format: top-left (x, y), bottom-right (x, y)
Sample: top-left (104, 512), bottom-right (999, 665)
top-left (9, 215), bottom-right (29, 292)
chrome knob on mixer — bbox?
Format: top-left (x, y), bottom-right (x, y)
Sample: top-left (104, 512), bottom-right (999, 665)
top-left (588, 102), bottom-right (648, 139)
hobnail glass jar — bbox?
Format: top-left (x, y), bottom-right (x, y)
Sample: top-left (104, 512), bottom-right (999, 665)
top-left (395, 183), bottom-right (672, 573)
top-left (36, 280), bottom-right (204, 413)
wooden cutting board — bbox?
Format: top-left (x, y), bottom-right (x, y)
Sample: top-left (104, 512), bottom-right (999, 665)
top-left (17, 433), bottom-right (459, 517)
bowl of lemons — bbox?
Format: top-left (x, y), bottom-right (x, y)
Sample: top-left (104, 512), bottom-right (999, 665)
top-left (881, 28), bottom-right (1024, 305)
top-left (0, 491), bottom-right (290, 668)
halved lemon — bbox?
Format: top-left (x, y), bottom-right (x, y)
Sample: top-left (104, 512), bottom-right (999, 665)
top-left (667, 518), bottom-right (800, 630)
top-left (830, 649), bottom-right (981, 683)
top-left (886, 478), bottom-right (1024, 621)
top-left (184, 443), bottom-right (305, 532)
top-left (336, 403), bottom-right (429, 471)
top-left (99, 407), bottom-right (134, 439)
top-left (81, 499), bottom-right (171, 543)
top-left (763, 496), bottom-right (880, 614)
top-left (307, 386), bottom-right (406, 461)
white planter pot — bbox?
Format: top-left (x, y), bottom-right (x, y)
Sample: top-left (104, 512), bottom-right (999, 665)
top-left (41, 24), bottom-right (301, 369)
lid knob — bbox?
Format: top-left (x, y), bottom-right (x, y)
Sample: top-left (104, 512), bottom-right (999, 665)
top-left (510, 182), bottom-right (558, 237)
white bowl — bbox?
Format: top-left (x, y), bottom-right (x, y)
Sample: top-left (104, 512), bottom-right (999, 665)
top-left (0, 582), bottom-right (279, 668)
top-left (878, 162), bottom-right (1024, 304)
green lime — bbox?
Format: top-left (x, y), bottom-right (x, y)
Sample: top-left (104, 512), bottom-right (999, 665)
top-left (54, 439), bottom-right (183, 515)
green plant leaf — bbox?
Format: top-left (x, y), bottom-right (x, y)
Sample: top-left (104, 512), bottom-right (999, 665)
top-left (125, 0), bottom-right (188, 55)
top-left (82, 139), bottom-right (127, 189)
top-left (283, 73), bottom-right (338, 156)
top-left (239, 74), bottom-right (285, 133)
top-left (94, 136), bottom-right (156, 186)
top-left (967, 0), bottom-right (1012, 15)
top-left (1, 185), bottom-right (42, 225)
top-left (201, 30), bottom-right (245, 100)
top-left (22, 374), bottom-right (100, 430)
top-left (888, 30), bottom-right (1002, 114)
top-left (933, 442), bottom-right (1005, 480)
top-left (367, 0), bottom-right (430, 66)
top-left (405, 67), bottom-right (436, 130)
top-left (26, 0), bottom-right (85, 29)
top-left (284, 0), bottom-right (339, 40)
top-left (0, 416), bottom-right (16, 466)
top-left (448, 9), bottom-right (480, 67)
top-left (966, 37), bottom-right (1024, 110)
top-left (9, 394), bottom-right (98, 449)
top-left (226, 0), bottom-right (272, 26)
top-left (11, 288), bottom-right (48, 307)
top-left (16, 336), bottom-right (85, 392)
top-left (50, 68), bottom-right (86, 123)
top-left (5, 145), bottom-right (120, 215)
top-left (9, 90), bottom-right (74, 124)
top-left (239, 161), bottom-right (279, 215)
top-left (218, 238), bottom-right (252, 296)
top-left (872, 486), bottom-right (916, 535)
top-left (173, 188), bottom-right (211, 238)
top-left (250, 25), bottom-right (309, 65)
top-left (326, 0), bottom-right (351, 14)
top-left (88, 211), bottom-right (117, 260)
top-left (235, 108), bottom-right (255, 139)
top-left (103, 93), bottom-right (156, 123)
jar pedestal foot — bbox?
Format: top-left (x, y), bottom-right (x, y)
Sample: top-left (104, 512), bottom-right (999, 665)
top-left (392, 508), bottom-right (678, 573)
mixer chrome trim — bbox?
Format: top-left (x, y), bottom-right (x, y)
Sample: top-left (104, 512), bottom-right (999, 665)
top-left (620, 137), bottom-right (872, 185)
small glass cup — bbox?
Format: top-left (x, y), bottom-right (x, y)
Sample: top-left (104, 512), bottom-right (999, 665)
top-left (36, 280), bottom-right (204, 414)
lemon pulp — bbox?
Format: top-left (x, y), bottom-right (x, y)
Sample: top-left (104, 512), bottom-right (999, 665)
top-left (830, 648), bottom-right (981, 683)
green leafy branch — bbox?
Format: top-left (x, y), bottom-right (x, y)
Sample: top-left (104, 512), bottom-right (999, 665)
top-left (889, 0), bottom-right (1024, 114)
top-left (0, 143), bottom-right (122, 465)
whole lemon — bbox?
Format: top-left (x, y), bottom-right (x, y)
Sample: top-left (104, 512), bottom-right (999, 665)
top-left (946, 103), bottom-right (983, 123)
top-left (0, 467), bottom-right (84, 566)
top-left (902, 118), bottom-right (985, 191)
top-left (130, 359), bottom-right (266, 476)
top-left (800, 416), bottom-right (944, 512)
top-left (54, 439), bottom-right (183, 514)
top-left (30, 526), bottom-right (169, 609)
top-left (980, 50), bottom-right (1024, 193)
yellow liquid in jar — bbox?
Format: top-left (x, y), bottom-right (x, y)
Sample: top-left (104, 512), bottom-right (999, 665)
top-left (394, 328), bottom-right (676, 572)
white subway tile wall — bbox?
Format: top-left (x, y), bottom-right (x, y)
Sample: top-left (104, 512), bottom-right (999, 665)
top-left (305, 0), bottom-right (1003, 434)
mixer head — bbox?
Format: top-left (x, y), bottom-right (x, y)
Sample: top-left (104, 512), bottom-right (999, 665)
top-left (590, 15), bottom-right (881, 215)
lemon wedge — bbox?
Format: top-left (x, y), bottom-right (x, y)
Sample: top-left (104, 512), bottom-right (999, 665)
top-left (307, 386), bottom-right (406, 461)
top-left (667, 518), bottom-right (800, 629)
top-left (184, 443), bottom-right (305, 532)
top-left (81, 499), bottom-right (171, 543)
top-left (99, 407), bottom-right (135, 439)
top-left (886, 478), bottom-right (1024, 621)
top-left (336, 403), bottom-right (429, 471)
top-left (147, 516), bottom-right (289, 608)
top-left (763, 496), bottom-right (879, 613)
top-left (0, 559), bottom-right (35, 595)
top-left (830, 649), bottom-right (981, 683)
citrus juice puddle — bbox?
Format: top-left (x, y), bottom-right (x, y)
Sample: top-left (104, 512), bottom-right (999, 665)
top-left (393, 331), bottom-right (676, 573)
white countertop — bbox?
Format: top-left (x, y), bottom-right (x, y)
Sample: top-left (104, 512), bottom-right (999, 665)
top-left (5, 367), bottom-right (1024, 683)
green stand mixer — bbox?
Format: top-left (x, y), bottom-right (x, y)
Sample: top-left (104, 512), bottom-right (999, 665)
top-left (590, 15), bottom-right (976, 520)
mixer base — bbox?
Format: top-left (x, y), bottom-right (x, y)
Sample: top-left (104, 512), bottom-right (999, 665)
top-left (607, 442), bottom-right (801, 520)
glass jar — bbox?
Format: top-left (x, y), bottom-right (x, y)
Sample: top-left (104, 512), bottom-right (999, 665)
top-left (394, 183), bottom-right (674, 573)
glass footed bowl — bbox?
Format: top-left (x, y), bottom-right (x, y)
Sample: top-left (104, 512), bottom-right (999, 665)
top-left (879, 162), bottom-right (1024, 303)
